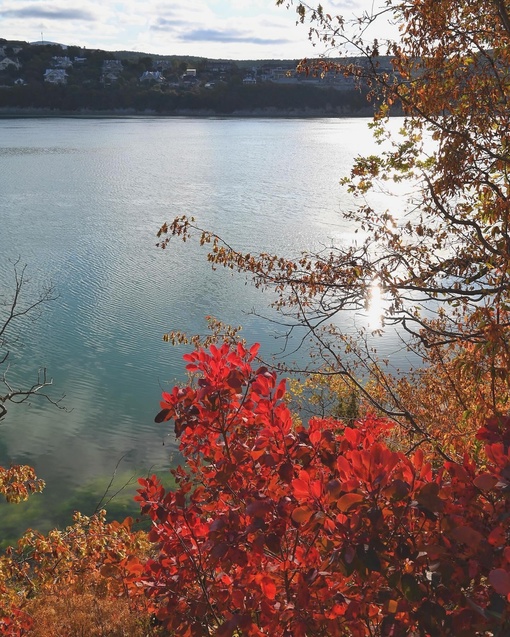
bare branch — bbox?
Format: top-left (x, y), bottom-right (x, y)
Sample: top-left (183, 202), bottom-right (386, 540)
top-left (0, 260), bottom-right (63, 422)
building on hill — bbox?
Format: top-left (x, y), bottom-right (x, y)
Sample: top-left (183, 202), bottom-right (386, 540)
top-left (140, 70), bottom-right (165, 82)
top-left (206, 62), bottom-right (233, 73)
top-left (0, 57), bottom-right (21, 71)
top-left (101, 60), bottom-right (123, 85)
top-left (102, 59), bottom-right (123, 72)
top-left (44, 68), bottom-right (68, 84)
top-left (52, 56), bottom-right (73, 69)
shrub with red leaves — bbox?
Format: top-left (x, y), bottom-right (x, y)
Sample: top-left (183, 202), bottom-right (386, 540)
top-left (133, 343), bottom-right (510, 636)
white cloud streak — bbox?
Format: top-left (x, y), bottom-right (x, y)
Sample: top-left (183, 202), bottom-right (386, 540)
top-left (0, 1), bottom-right (394, 59)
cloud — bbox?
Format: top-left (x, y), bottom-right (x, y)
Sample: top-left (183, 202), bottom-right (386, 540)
top-left (0, 0), bottom-right (325, 59)
top-left (0, 5), bottom-right (96, 21)
top-left (177, 28), bottom-right (290, 46)
top-left (150, 17), bottom-right (188, 30)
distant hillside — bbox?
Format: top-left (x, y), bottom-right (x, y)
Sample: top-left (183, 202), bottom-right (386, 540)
top-left (0, 39), bottom-right (395, 117)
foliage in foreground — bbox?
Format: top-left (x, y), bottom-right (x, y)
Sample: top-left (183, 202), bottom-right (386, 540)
top-left (0, 508), bottom-right (157, 637)
top-left (131, 342), bottom-right (510, 636)
top-left (1, 342), bottom-right (510, 635)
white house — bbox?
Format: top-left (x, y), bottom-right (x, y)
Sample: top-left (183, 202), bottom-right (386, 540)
top-left (0, 57), bottom-right (21, 72)
top-left (101, 60), bottom-right (123, 84)
top-left (44, 68), bottom-right (68, 84)
top-left (52, 56), bottom-right (73, 69)
top-left (102, 59), bottom-right (123, 72)
top-left (140, 70), bottom-right (165, 82)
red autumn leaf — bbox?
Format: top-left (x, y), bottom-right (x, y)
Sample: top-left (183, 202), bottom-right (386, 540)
top-left (489, 568), bottom-right (510, 596)
top-left (260, 576), bottom-right (277, 600)
top-left (226, 370), bottom-right (244, 390)
top-left (219, 572), bottom-right (233, 586)
top-left (488, 526), bottom-right (506, 547)
top-left (155, 408), bottom-right (171, 423)
top-left (450, 525), bottom-right (484, 549)
top-left (278, 461), bottom-right (293, 483)
top-left (473, 473), bottom-right (498, 492)
top-left (274, 379), bottom-right (287, 400)
top-left (246, 498), bottom-right (273, 518)
top-left (343, 427), bottom-right (362, 447)
top-left (249, 343), bottom-right (260, 358)
top-left (292, 473), bottom-right (310, 499)
top-left (309, 428), bottom-right (322, 445)
top-left (310, 479), bottom-right (322, 499)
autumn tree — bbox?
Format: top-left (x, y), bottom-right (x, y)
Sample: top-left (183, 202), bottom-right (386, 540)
top-left (156, 0), bottom-right (510, 457)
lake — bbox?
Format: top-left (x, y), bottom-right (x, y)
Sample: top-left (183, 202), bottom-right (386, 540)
top-left (0, 116), bottom-right (406, 538)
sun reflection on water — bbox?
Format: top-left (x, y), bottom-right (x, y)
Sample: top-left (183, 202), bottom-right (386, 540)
top-left (367, 279), bottom-right (384, 329)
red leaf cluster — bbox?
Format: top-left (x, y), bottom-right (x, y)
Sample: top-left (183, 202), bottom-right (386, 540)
top-left (134, 343), bottom-right (510, 636)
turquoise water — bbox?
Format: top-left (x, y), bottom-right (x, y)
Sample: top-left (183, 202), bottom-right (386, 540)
top-left (0, 116), bottom-right (398, 536)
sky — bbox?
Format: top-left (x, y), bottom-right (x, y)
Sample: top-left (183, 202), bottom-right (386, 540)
top-left (0, 1), bottom-right (395, 60)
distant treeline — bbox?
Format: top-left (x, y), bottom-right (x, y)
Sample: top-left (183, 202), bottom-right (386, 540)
top-left (0, 82), bottom-right (372, 117)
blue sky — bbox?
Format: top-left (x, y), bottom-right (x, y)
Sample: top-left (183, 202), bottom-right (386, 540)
top-left (0, 1), bottom-right (391, 60)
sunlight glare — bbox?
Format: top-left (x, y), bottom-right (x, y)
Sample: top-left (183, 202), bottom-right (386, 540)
top-left (367, 279), bottom-right (384, 329)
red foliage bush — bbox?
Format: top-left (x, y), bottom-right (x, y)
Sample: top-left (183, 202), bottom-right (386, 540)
top-left (133, 343), bottom-right (510, 636)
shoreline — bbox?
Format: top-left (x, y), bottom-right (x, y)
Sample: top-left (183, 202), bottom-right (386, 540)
top-left (0, 106), bottom-right (380, 119)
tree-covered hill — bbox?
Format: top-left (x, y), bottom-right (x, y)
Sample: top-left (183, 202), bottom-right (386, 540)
top-left (0, 39), bottom-right (378, 116)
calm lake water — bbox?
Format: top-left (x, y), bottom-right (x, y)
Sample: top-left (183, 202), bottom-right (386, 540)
top-left (0, 116), bottom-right (406, 537)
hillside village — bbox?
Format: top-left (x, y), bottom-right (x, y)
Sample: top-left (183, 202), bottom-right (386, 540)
top-left (0, 39), bottom-right (394, 115)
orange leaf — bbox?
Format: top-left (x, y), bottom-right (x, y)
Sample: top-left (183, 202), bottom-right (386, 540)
top-left (291, 505), bottom-right (314, 525)
top-left (336, 493), bottom-right (364, 512)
